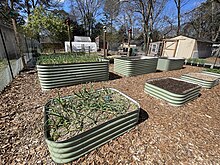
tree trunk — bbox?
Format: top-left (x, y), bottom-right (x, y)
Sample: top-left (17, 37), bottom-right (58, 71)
top-left (177, 0), bottom-right (180, 36)
top-left (10, 0), bottom-right (26, 69)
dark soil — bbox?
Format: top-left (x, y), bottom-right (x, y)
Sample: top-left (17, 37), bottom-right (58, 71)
top-left (147, 78), bottom-right (199, 94)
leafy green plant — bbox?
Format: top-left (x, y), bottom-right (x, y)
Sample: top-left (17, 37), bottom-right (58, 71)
top-left (46, 87), bottom-right (138, 141)
top-left (198, 59), bottom-right (205, 65)
top-left (187, 58), bottom-right (192, 63)
top-left (37, 53), bottom-right (100, 65)
top-left (206, 68), bottom-right (220, 74)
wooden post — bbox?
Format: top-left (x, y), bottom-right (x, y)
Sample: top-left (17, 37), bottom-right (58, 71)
top-left (127, 29), bottom-right (132, 57)
top-left (103, 26), bottom-right (107, 58)
top-left (66, 17), bottom-right (72, 52)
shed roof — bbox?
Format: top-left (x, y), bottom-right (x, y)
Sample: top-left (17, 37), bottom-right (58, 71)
top-left (163, 35), bottom-right (215, 44)
top-left (74, 36), bottom-right (91, 42)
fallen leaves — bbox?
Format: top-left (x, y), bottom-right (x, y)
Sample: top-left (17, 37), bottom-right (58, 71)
top-left (0, 65), bottom-right (220, 164)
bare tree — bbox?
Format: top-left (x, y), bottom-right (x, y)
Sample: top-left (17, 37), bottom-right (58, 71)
top-left (70, 0), bottom-right (102, 37)
top-left (182, 0), bottom-right (220, 41)
top-left (173, 0), bottom-right (190, 36)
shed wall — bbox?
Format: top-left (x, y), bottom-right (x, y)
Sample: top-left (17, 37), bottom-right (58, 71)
top-left (175, 38), bottom-right (195, 58)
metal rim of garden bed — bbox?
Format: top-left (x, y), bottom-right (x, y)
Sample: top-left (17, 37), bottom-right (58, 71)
top-left (44, 88), bottom-right (140, 164)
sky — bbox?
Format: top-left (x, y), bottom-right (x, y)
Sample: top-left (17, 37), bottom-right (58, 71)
top-left (62, 0), bottom-right (207, 13)
top-left (61, 0), bottom-right (207, 29)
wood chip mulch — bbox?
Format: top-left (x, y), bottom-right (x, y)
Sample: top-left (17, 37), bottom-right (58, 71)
top-left (1, 65), bottom-right (220, 164)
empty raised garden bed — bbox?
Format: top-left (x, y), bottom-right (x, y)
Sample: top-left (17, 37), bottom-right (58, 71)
top-left (114, 56), bottom-right (158, 76)
top-left (37, 54), bottom-right (109, 90)
top-left (202, 69), bottom-right (220, 79)
top-left (144, 77), bottom-right (201, 106)
top-left (181, 72), bottom-right (219, 89)
top-left (44, 88), bottom-right (140, 164)
top-left (157, 57), bottom-right (185, 71)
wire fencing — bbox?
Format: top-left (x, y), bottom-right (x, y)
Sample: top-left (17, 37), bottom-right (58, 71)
top-left (0, 23), bottom-right (40, 92)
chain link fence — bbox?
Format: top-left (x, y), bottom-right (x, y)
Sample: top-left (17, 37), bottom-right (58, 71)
top-left (0, 23), bottom-right (40, 92)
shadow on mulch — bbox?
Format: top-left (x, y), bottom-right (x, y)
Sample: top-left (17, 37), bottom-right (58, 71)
top-left (138, 108), bottom-right (149, 124)
top-left (109, 72), bottom-right (122, 80)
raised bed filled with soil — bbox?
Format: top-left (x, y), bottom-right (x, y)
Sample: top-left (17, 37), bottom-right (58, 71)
top-left (144, 77), bottom-right (201, 106)
top-left (44, 88), bottom-right (140, 164)
top-left (202, 69), bottom-right (220, 79)
top-left (37, 54), bottom-right (109, 90)
top-left (114, 56), bottom-right (158, 76)
top-left (157, 57), bottom-right (185, 71)
top-left (181, 72), bottom-right (219, 89)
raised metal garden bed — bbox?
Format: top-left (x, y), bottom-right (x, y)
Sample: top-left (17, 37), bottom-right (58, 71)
top-left (37, 59), bottom-right (109, 90)
top-left (181, 72), bottom-right (219, 89)
top-left (114, 56), bottom-right (158, 76)
top-left (157, 57), bottom-right (185, 71)
top-left (44, 88), bottom-right (140, 163)
top-left (144, 77), bottom-right (201, 106)
top-left (202, 69), bottom-right (220, 79)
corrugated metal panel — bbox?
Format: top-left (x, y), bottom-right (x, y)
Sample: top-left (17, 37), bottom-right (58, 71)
top-left (44, 88), bottom-right (140, 164)
top-left (202, 71), bottom-right (220, 79)
top-left (144, 78), bottom-right (201, 106)
top-left (157, 58), bottom-right (185, 71)
top-left (181, 73), bottom-right (219, 89)
top-left (114, 57), bottom-right (158, 76)
top-left (37, 61), bottom-right (109, 90)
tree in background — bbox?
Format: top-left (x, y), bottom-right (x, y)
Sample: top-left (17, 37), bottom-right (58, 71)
top-left (104, 0), bottom-right (120, 34)
top-left (182, 0), bottom-right (220, 41)
top-left (24, 6), bottom-right (68, 43)
top-left (173, 0), bottom-right (190, 36)
top-left (69, 0), bottom-right (102, 37)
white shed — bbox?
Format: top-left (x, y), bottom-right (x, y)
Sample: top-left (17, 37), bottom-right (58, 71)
top-left (162, 35), bottom-right (212, 59)
top-left (65, 36), bottom-right (97, 52)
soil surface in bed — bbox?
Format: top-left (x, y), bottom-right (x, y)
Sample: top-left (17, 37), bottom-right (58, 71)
top-left (147, 78), bottom-right (199, 94)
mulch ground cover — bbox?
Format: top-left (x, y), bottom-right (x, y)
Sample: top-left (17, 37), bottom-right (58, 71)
top-left (1, 65), bottom-right (220, 164)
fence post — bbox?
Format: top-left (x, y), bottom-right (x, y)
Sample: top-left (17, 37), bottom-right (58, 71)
top-left (0, 28), bottom-right (14, 79)
top-left (24, 35), bottom-right (29, 61)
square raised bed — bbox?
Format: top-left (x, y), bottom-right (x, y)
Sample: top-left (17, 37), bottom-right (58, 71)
top-left (37, 54), bottom-right (109, 90)
top-left (181, 72), bottom-right (219, 89)
top-left (144, 77), bottom-right (201, 106)
top-left (44, 88), bottom-right (140, 164)
top-left (157, 57), bottom-right (185, 71)
top-left (114, 56), bottom-right (158, 76)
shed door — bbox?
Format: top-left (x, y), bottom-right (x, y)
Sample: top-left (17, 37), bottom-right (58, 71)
top-left (162, 40), bottom-right (179, 57)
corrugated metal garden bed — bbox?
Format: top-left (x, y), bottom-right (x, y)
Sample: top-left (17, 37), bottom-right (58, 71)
top-left (181, 72), bottom-right (219, 89)
top-left (144, 77), bottom-right (201, 106)
top-left (157, 57), bottom-right (185, 71)
top-left (44, 88), bottom-right (140, 164)
top-left (37, 54), bottom-right (109, 90)
top-left (114, 56), bottom-right (158, 76)
top-left (202, 69), bottom-right (220, 79)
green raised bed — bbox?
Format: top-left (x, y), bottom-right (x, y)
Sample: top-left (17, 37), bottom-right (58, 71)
top-left (181, 72), bottom-right (219, 89)
top-left (144, 77), bottom-right (201, 106)
top-left (37, 59), bottom-right (109, 90)
top-left (157, 57), bottom-right (185, 71)
top-left (202, 70), bottom-right (220, 79)
top-left (44, 88), bottom-right (140, 163)
top-left (114, 56), bottom-right (158, 77)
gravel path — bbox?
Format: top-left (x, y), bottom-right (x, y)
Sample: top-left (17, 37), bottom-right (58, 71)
top-left (1, 65), bottom-right (220, 164)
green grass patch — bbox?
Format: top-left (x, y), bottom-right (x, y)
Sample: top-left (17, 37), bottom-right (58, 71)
top-left (37, 53), bottom-right (100, 65)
